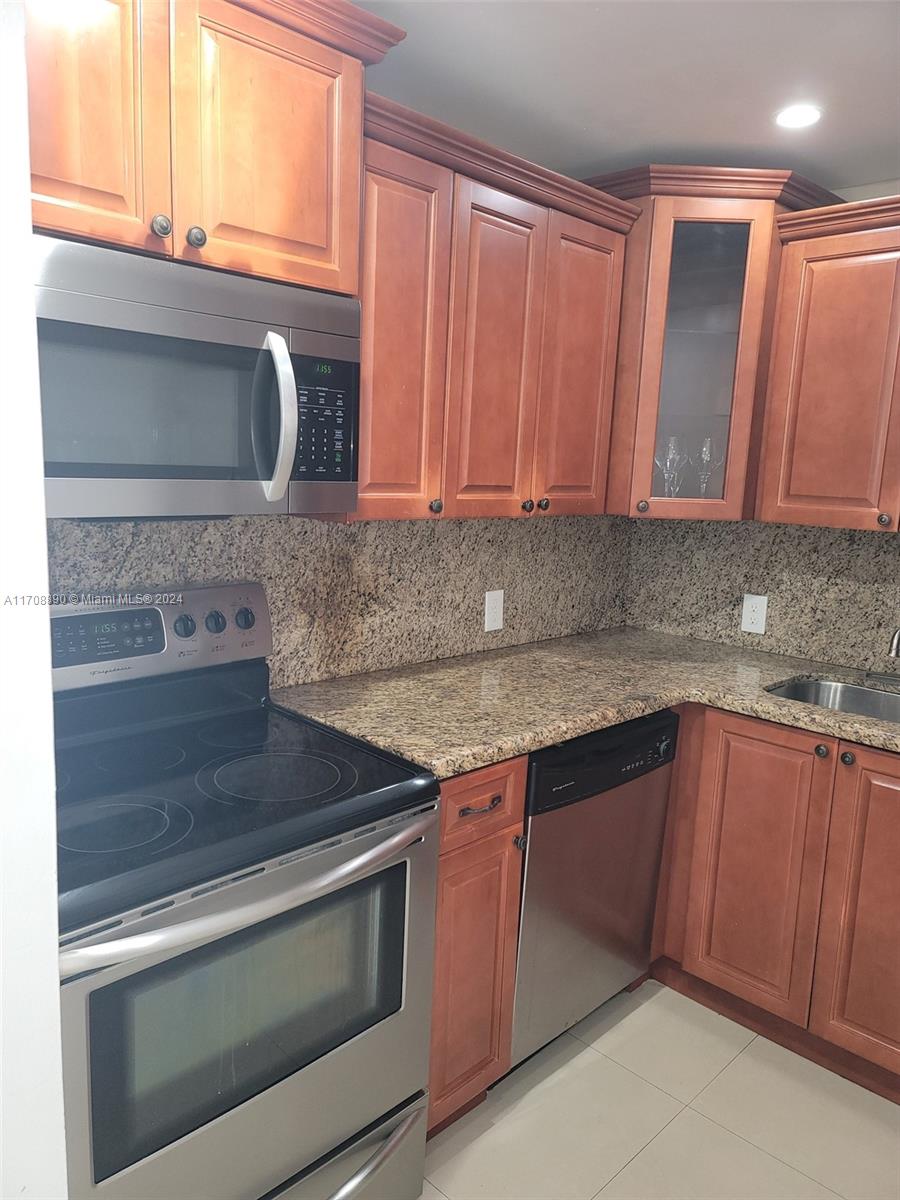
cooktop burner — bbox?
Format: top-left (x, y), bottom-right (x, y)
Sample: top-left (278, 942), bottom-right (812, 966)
top-left (97, 736), bottom-right (186, 776)
top-left (58, 796), bottom-right (194, 855)
top-left (198, 751), bottom-right (358, 805)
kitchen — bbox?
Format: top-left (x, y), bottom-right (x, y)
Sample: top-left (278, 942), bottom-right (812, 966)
top-left (1, 2), bottom-right (899, 1199)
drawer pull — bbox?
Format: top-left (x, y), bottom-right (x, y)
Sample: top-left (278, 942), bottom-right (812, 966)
top-left (459, 794), bottom-right (502, 818)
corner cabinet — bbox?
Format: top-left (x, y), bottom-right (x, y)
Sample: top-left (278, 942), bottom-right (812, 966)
top-left (758, 203), bottom-right (900, 533)
top-left (588, 166), bottom-right (841, 521)
top-left (25, 0), bottom-right (404, 292)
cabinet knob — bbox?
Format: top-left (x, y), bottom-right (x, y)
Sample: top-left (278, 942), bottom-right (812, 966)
top-left (537, 498), bottom-right (550, 511)
top-left (840, 751), bottom-right (856, 766)
top-left (877, 513), bottom-right (892, 527)
top-left (150, 213), bottom-right (172, 238)
top-left (636, 500), bottom-right (650, 513)
top-left (428, 498), bottom-right (443, 514)
top-left (512, 834), bottom-right (527, 851)
top-left (521, 499), bottom-right (535, 513)
top-left (186, 225), bottom-right (208, 248)
top-left (814, 744), bottom-right (829, 758)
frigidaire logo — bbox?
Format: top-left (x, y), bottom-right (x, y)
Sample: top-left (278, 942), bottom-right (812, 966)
top-left (88, 665), bottom-right (133, 679)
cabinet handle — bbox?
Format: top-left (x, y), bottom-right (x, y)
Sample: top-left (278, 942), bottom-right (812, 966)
top-left (150, 213), bottom-right (172, 238)
top-left (521, 499), bottom-right (535, 513)
top-left (459, 794), bottom-right (502, 818)
top-left (636, 500), bottom-right (650, 513)
top-left (877, 513), bottom-right (892, 527)
top-left (429, 498), bottom-right (443, 514)
top-left (538, 498), bottom-right (550, 511)
top-left (186, 225), bottom-right (208, 248)
top-left (840, 751), bottom-right (856, 766)
top-left (814, 744), bottom-right (829, 758)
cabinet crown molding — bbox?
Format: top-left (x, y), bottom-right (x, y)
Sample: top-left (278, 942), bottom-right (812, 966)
top-left (364, 93), bottom-right (640, 234)
top-left (583, 164), bottom-right (842, 210)
top-left (230, 0), bottom-right (405, 63)
top-left (777, 194), bottom-right (900, 241)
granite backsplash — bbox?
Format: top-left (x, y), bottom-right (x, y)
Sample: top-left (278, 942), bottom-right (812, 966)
top-left (46, 515), bottom-right (898, 687)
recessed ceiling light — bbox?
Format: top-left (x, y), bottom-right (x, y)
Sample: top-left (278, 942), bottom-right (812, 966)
top-left (775, 103), bottom-right (822, 129)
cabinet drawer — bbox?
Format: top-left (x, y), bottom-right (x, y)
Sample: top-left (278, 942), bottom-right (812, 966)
top-left (439, 757), bottom-right (527, 853)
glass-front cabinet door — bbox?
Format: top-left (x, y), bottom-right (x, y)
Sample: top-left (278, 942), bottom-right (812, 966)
top-left (629, 197), bottom-right (775, 520)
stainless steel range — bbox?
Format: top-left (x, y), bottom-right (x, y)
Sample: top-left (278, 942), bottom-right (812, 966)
top-left (52, 583), bottom-right (438, 1200)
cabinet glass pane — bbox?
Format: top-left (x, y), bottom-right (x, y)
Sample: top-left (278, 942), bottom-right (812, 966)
top-left (651, 221), bottom-right (750, 500)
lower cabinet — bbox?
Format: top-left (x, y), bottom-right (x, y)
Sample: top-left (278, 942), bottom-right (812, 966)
top-left (809, 744), bottom-right (900, 1074)
top-left (428, 758), bottom-right (526, 1130)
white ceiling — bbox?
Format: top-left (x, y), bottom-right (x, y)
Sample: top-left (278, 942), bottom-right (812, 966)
top-left (359, 1), bottom-right (900, 193)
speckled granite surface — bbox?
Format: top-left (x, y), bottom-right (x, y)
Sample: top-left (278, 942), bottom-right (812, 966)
top-left (274, 628), bottom-right (900, 776)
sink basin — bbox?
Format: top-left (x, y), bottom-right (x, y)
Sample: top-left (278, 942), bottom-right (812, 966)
top-left (766, 677), bottom-right (900, 723)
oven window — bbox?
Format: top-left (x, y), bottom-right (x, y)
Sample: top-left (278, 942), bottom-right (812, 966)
top-left (88, 864), bottom-right (406, 1183)
top-left (38, 320), bottom-right (281, 480)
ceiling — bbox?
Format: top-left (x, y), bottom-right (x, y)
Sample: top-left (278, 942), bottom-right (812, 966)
top-left (359, 1), bottom-right (900, 193)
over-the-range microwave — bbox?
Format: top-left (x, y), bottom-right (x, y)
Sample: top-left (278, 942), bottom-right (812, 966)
top-left (34, 235), bottom-right (360, 519)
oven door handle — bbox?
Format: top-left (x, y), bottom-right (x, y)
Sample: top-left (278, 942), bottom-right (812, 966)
top-left (262, 330), bottom-right (298, 501)
top-left (326, 1106), bottom-right (424, 1200)
top-left (58, 810), bottom-right (436, 981)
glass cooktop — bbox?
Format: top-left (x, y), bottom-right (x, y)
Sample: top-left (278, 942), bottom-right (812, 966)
top-left (56, 704), bottom-right (434, 933)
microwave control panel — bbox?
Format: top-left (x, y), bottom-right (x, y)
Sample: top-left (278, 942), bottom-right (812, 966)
top-left (292, 357), bottom-right (358, 483)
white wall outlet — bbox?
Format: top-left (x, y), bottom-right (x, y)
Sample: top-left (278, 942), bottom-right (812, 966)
top-left (484, 589), bottom-right (504, 632)
top-left (741, 593), bottom-right (768, 635)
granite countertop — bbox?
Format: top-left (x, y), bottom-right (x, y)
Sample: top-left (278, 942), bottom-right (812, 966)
top-left (273, 627), bottom-right (900, 777)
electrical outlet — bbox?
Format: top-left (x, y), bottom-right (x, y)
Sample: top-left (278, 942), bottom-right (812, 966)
top-left (484, 589), bottom-right (504, 632)
top-left (741, 593), bottom-right (768, 635)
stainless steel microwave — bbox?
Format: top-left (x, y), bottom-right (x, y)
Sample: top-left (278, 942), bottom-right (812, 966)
top-left (34, 236), bottom-right (360, 518)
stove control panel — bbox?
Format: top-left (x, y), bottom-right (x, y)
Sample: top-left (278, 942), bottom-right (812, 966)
top-left (51, 582), bottom-right (272, 691)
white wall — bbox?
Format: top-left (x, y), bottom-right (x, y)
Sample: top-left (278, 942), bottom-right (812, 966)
top-left (0, 3), bottom-right (69, 1196)
top-left (837, 179), bottom-right (900, 202)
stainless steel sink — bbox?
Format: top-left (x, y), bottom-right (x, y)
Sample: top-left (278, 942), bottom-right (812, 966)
top-left (766, 677), bottom-right (900, 723)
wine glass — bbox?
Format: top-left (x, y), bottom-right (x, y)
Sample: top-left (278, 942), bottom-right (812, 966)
top-left (691, 436), bottom-right (726, 498)
top-left (654, 435), bottom-right (689, 497)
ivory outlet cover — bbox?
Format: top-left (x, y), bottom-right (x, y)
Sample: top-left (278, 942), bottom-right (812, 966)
top-left (741, 593), bottom-right (768, 635)
top-left (484, 589), bottom-right (504, 632)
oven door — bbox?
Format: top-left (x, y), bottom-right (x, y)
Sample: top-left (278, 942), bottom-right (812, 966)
top-left (59, 807), bottom-right (438, 1200)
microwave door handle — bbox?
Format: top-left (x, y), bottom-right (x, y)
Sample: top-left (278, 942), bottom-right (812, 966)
top-left (262, 330), bottom-right (298, 502)
top-left (325, 1108), bottom-right (424, 1200)
top-left (58, 810), bottom-right (436, 981)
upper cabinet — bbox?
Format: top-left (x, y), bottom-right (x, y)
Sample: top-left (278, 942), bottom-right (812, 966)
top-left (588, 166), bottom-right (841, 521)
top-left (25, 0), bottom-right (405, 292)
top-left (758, 200), bottom-right (900, 533)
top-left (25, 0), bottom-right (172, 252)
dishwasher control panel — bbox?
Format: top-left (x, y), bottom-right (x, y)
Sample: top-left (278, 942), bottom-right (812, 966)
top-left (527, 710), bottom-right (679, 816)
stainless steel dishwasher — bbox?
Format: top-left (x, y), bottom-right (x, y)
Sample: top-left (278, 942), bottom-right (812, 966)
top-left (511, 710), bottom-right (678, 1066)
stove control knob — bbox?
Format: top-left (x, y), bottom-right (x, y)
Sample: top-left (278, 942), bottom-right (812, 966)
top-left (173, 613), bottom-right (196, 639)
top-left (235, 606), bottom-right (256, 631)
top-left (205, 610), bottom-right (227, 634)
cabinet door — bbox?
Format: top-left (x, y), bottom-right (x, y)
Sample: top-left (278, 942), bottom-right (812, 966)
top-left (171, 0), bottom-right (362, 292)
top-left (26, 0), bottom-right (172, 251)
top-left (809, 745), bottom-right (900, 1072)
top-left (429, 827), bottom-right (524, 1129)
top-left (758, 229), bottom-right (900, 532)
top-left (683, 710), bottom-right (836, 1025)
top-left (354, 141), bottom-right (452, 520)
top-left (630, 198), bottom-right (775, 520)
top-left (442, 180), bottom-right (548, 518)
top-left (531, 213), bottom-right (624, 516)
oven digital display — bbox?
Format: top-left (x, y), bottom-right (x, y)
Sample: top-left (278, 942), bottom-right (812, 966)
top-left (52, 608), bottom-right (165, 668)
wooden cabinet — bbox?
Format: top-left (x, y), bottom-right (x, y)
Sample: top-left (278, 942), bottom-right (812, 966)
top-left (589, 166), bottom-right (840, 522)
top-left (442, 180), bottom-right (549, 519)
top-left (25, 0), bottom-right (172, 252)
top-left (758, 209), bottom-right (900, 532)
top-left (683, 709), bottom-right (836, 1025)
top-left (171, 0), bottom-right (362, 292)
top-left (429, 757), bottom-right (526, 1129)
top-left (809, 744), bottom-right (900, 1073)
top-left (25, 0), bottom-right (402, 291)
top-left (531, 211), bottom-right (623, 515)
top-left (354, 140), bottom-right (452, 519)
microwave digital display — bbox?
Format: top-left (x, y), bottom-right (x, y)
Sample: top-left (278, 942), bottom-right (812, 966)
top-left (292, 354), bottom-right (358, 484)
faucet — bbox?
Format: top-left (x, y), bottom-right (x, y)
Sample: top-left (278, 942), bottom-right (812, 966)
top-left (891, 628), bottom-right (900, 658)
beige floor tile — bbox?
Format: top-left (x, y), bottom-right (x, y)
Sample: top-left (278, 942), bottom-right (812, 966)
top-left (599, 1107), bottom-right (839, 1199)
top-left (569, 981), bottom-right (756, 1102)
top-left (693, 1037), bottom-right (900, 1200)
top-left (424, 1034), bottom-right (680, 1200)
top-left (419, 1183), bottom-right (450, 1200)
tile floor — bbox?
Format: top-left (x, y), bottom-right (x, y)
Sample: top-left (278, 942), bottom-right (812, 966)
top-left (418, 981), bottom-right (900, 1200)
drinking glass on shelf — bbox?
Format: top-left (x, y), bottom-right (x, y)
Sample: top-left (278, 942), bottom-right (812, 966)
top-left (691, 436), bottom-right (726, 498)
top-left (653, 435), bottom-right (689, 497)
